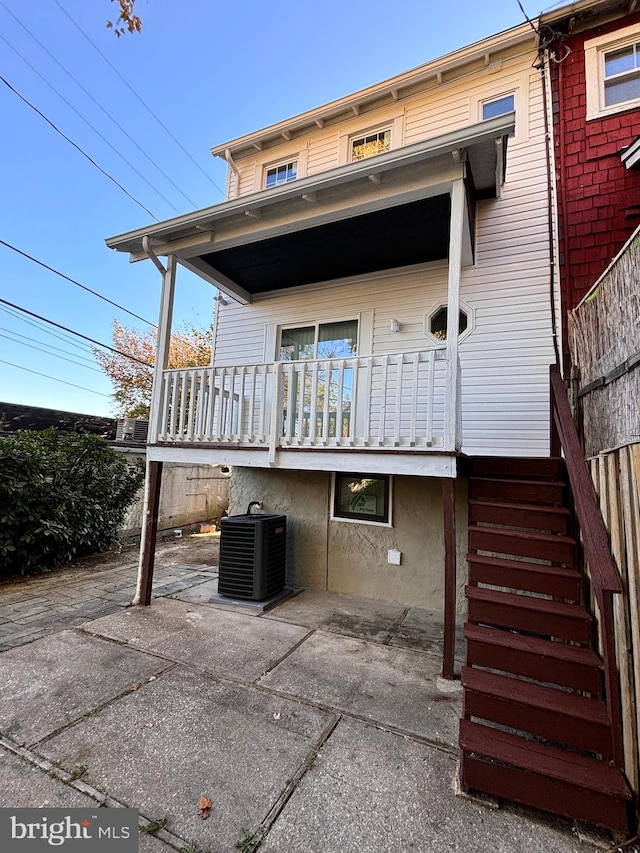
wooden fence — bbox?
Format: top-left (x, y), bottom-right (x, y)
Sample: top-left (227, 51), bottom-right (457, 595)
top-left (589, 445), bottom-right (640, 795)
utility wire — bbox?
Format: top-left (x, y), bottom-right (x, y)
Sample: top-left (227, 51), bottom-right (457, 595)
top-left (0, 35), bottom-right (179, 214)
top-left (0, 358), bottom-right (111, 396)
top-left (0, 238), bottom-right (209, 354)
top-left (0, 325), bottom-right (99, 364)
top-left (0, 0), bottom-right (199, 210)
top-left (0, 238), bottom-right (155, 326)
top-left (0, 297), bottom-right (153, 367)
top-left (0, 73), bottom-right (159, 221)
top-left (0, 304), bottom-right (97, 354)
top-left (0, 330), bottom-right (104, 372)
top-left (52, 0), bottom-right (226, 198)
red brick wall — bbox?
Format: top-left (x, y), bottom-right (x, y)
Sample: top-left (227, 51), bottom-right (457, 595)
top-left (552, 14), bottom-right (640, 321)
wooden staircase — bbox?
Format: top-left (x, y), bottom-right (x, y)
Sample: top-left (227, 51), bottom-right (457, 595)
top-left (459, 455), bottom-right (633, 833)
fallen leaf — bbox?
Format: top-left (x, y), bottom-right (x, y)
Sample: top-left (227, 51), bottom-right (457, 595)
top-left (18, 741), bottom-right (26, 748)
top-left (131, 684), bottom-right (139, 691)
top-left (273, 712), bottom-right (281, 720)
top-left (145, 723), bottom-right (154, 728)
top-left (198, 795), bottom-right (213, 820)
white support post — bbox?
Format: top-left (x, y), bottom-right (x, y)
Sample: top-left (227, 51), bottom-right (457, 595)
top-left (148, 254), bottom-right (177, 444)
top-left (444, 179), bottom-right (465, 452)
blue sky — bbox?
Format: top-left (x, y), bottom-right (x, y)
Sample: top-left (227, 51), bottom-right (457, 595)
top-left (0, 0), bottom-right (541, 417)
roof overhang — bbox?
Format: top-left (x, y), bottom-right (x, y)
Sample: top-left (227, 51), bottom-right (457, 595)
top-left (106, 113), bottom-right (513, 302)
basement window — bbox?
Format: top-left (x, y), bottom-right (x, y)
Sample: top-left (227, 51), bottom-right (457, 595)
top-left (332, 473), bottom-right (391, 526)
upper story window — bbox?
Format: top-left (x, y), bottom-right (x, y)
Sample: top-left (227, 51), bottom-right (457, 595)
top-left (350, 128), bottom-right (391, 162)
top-left (265, 160), bottom-right (298, 189)
top-left (482, 93), bottom-right (515, 120)
top-left (585, 24), bottom-right (640, 120)
top-left (604, 42), bottom-right (640, 107)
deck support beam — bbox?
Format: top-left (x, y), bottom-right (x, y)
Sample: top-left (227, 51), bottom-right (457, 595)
top-left (442, 477), bottom-right (457, 679)
top-left (135, 460), bottom-right (163, 606)
top-left (134, 252), bottom-right (176, 605)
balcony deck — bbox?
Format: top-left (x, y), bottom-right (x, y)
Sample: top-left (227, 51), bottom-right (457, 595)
top-left (149, 349), bottom-right (459, 478)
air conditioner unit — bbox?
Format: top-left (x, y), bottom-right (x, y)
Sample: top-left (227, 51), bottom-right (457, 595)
top-left (115, 418), bottom-right (149, 442)
top-left (218, 514), bottom-right (286, 601)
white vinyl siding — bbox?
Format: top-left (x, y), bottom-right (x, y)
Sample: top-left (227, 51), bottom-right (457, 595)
top-left (213, 52), bottom-right (553, 457)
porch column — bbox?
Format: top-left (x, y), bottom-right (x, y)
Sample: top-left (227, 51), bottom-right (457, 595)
top-left (134, 253), bottom-right (176, 605)
top-left (444, 179), bottom-right (465, 451)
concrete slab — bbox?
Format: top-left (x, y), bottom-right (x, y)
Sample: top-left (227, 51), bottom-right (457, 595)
top-left (390, 607), bottom-right (466, 661)
top-left (0, 747), bottom-right (98, 808)
top-left (83, 598), bottom-right (310, 683)
top-left (264, 590), bottom-right (408, 643)
top-left (260, 717), bottom-right (596, 853)
top-left (0, 630), bottom-right (169, 745)
top-left (260, 630), bottom-right (461, 747)
top-left (40, 667), bottom-right (331, 853)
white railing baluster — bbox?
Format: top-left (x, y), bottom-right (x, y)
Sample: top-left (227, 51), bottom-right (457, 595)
top-left (247, 365), bottom-right (256, 442)
top-left (269, 363), bottom-right (283, 464)
top-left (426, 350), bottom-right (435, 446)
top-left (379, 355), bottom-right (389, 446)
top-left (335, 361), bottom-right (345, 445)
top-left (409, 353), bottom-right (419, 447)
top-left (259, 365), bottom-right (269, 443)
top-left (159, 374), bottom-right (170, 441)
top-left (186, 370), bottom-right (196, 440)
top-left (363, 358), bottom-right (372, 446)
top-left (169, 372), bottom-right (179, 439)
top-left (178, 371), bottom-right (188, 439)
top-left (321, 361), bottom-right (330, 445)
top-left (225, 367), bottom-right (236, 440)
top-left (348, 357), bottom-right (357, 446)
top-left (205, 370), bottom-right (216, 441)
top-left (309, 361), bottom-right (318, 445)
top-left (215, 368), bottom-right (226, 441)
top-left (298, 362), bottom-right (306, 444)
top-left (394, 356), bottom-right (403, 446)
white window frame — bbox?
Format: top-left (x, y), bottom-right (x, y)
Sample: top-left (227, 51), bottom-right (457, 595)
top-left (472, 75), bottom-right (528, 143)
top-left (337, 113), bottom-right (405, 165)
top-left (278, 318), bottom-right (360, 361)
top-left (330, 472), bottom-right (394, 528)
top-left (257, 148), bottom-right (308, 192)
top-left (349, 127), bottom-right (392, 163)
top-left (585, 23), bottom-right (640, 120)
top-left (264, 158), bottom-right (298, 189)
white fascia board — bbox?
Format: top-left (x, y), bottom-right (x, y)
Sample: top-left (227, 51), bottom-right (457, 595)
top-left (106, 113), bottom-right (514, 257)
top-left (209, 25), bottom-right (534, 157)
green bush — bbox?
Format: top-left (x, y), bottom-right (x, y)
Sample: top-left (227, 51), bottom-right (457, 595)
top-left (0, 429), bottom-right (144, 575)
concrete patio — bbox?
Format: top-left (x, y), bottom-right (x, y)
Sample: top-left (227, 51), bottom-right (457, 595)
top-left (0, 534), bottom-right (610, 852)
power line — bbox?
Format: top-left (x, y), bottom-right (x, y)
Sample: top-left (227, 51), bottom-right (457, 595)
top-left (0, 330), bottom-right (104, 372)
top-left (0, 0), bottom-right (199, 210)
top-left (0, 238), bottom-right (211, 354)
top-left (0, 31), bottom-right (181, 215)
top-left (0, 238), bottom-right (156, 326)
top-left (0, 304), bottom-right (97, 354)
top-left (52, 0), bottom-right (226, 199)
top-left (0, 325), bottom-right (98, 364)
top-left (0, 73), bottom-right (159, 221)
top-left (0, 358), bottom-right (111, 396)
top-left (0, 297), bottom-right (153, 367)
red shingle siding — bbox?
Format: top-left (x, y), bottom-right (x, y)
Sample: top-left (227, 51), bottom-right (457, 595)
top-left (552, 15), bottom-right (640, 323)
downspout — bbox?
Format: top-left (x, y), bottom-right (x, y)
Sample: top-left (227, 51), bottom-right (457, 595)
top-left (224, 148), bottom-right (241, 198)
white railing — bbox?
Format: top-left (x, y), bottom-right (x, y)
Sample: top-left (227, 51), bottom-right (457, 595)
top-left (156, 349), bottom-right (448, 452)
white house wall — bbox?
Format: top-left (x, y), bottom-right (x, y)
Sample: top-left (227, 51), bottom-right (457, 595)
top-left (213, 47), bottom-right (554, 457)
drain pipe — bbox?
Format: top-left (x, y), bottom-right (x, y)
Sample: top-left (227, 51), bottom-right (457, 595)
top-left (224, 148), bottom-right (241, 197)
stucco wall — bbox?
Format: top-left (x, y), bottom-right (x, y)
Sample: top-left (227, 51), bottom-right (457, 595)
top-left (121, 458), bottom-right (230, 536)
top-left (229, 468), bottom-right (468, 612)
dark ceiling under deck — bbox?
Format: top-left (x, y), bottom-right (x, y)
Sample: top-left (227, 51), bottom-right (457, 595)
top-left (200, 194), bottom-right (452, 294)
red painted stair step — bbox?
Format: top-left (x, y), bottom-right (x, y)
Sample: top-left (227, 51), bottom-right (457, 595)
top-left (465, 585), bottom-right (592, 644)
top-left (469, 457), bottom-right (565, 481)
top-left (466, 553), bottom-right (582, 600)
top-left (464, 623), bottom-right (603, 693)
top-left (468, 498), bottom-right (571, 533)
top-left (470, 476), bottom-right (565, 505)
top-left (468, 525), bottom-right (575, 564)
top-left (461, 666), bottom-right (613, 759)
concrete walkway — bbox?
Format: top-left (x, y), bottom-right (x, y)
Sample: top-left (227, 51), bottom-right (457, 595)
top-left (0, 535), bottom-right (609, 852)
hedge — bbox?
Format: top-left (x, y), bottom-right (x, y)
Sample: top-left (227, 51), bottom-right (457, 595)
top-left (0, 429), bottom-right (144, 574)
